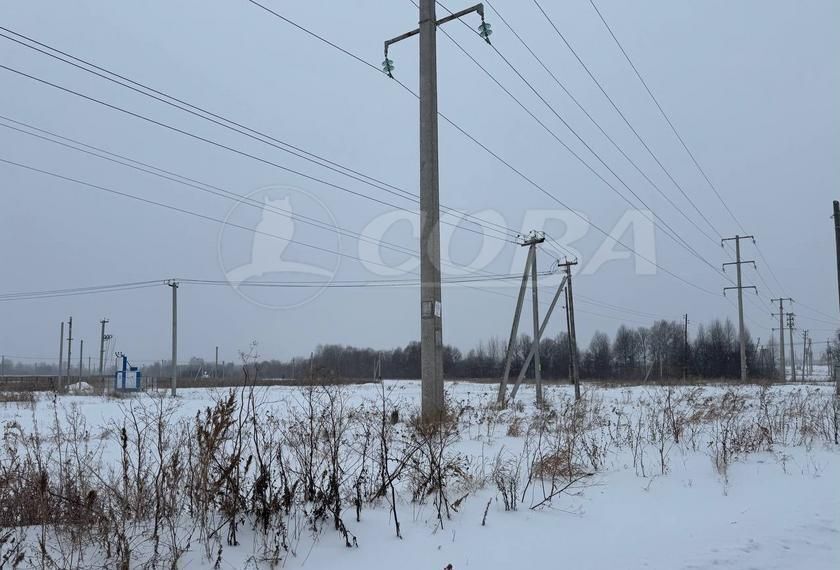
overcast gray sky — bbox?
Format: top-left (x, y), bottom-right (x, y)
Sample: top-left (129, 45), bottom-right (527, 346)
top-left (1, 0), bottom-right (838, 367)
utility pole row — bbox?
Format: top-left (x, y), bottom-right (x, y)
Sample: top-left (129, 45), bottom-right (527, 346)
top-left (771, 298), bottom-right (793, 380)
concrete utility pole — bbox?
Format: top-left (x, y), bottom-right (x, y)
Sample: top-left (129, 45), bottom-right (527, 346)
top-left (384, 1), bottom-right (491, 423)
top-left (801, 330), bottom-right (809, 377)
top-left (683, 314), bottom-right (689, 381)
top-left (558, 259), bottom-right (581, 401)
top-left (99, 319), bottom-right (109, 393)
top-left (497, 239), bottom-right (537, 405)
top-left (787, 313), bottom-right (797, 382)
top-left (722, 235), bottom-right (757, 382)
top-left (527, 235), bottom-right (544, 404)
top-left (58, 321), bottom-right (64, 391)
top-left (0, 355), bottom-right (4, 379)
top-left (771, 298), bottom-right (793, 380)
top-left (509, 272), bottom-right (568, 401)
top-left (833, 201), bottom-right (840, 312)
top-left (215, 346), bottom-right (219, 379)
top-left (168, 281), bottom-right (178, 397)
top-left (564, 296), bottom-right (574, 383)
top-left (78, 339), bottom-right (84, 383)
top-left (65, 316), bottom-right (73, 391)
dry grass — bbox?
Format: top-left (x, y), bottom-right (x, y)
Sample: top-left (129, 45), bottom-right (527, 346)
top-left (0, 391), bottom-right (35, 405)
top-left (531, 452), bottom-right (590, 480)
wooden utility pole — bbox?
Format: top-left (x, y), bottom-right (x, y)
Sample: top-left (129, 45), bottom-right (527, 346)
top-left (722, 235), bottom-right (757, 382)
top-left (384, 1), bottom-right (491, 423)
top-left (168, 280), bottom-right (179, 396)
top-left (787, 313), bottom-right (797, 382)
top-left (771, 298), bottom-right (793, 380)
top-left (57, 321), bottom-right (64, 391)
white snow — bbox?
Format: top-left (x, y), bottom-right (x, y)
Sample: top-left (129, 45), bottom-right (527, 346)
top-left (1, 380), bottom-right (837, 569)
top-left (65, 380), bottom-right (94, 394)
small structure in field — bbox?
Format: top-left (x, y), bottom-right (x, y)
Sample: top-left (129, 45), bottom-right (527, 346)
top-left (114, 353), bottom-right (143, 391)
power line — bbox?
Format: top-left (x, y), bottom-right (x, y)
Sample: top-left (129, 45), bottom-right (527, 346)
top-left (586, 0), bottom-right (745, 235)
top-left (427, 0), bottom-right (725, 279)
top-left (242, 0), bottom-right (726, 297)
top-left (0, 60), bottom-right (519, 248)
top-left (483, 0), bottom-right (720, 249)
top-left (530, 0), bottom-right (723, 241)
top-left (587, 0), bottom-right (809, 326)
top-left (0, 281), bottom-right (162, 302)
top-left (0, 116), bottom-right (510, 277)
top-left (489, 2), bottom-right (779, 327)
top-left (0, 156), bottom-right (418, 275)
top-left (0, 25), bottom-right (521, 243)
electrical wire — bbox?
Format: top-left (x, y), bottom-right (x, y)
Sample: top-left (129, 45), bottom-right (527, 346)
top-left (0, 26), bottom-right (521, 243)
top-left (427, 0), bottom-right (752, 309)
top-left (0, 117), bottom-right (505, 277)
top-left (587, 0), bottom-right (745, 235)
top-left (481, 0), bottom-right (720, 248)
top-left (243, 0), bottom-right (726, 297)
top-left (530, 0), bottom-right (723, 241)
top-left (586, 0), bottom-right (808, 318)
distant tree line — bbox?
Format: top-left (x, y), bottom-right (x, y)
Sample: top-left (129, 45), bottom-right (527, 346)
top-left (165, 318), bottom-right (798, 382)
top-left (5, 319), bottom-right (835, 382)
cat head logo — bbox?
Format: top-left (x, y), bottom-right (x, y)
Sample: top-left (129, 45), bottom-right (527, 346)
top-left (217, 185), bottom-right (341, 309)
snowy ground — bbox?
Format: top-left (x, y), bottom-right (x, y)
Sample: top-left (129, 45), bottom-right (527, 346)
top-left (1, 380), bottom-right (838, 569)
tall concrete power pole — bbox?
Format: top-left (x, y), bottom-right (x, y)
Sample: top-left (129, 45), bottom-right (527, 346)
top-left (722, 235), bottom-right (757, 382)
top-left (168, 281), bottom-right (178, 397)
top-left (384, 1), bottom-right (492, 423)
top-left (771, 298), bottom-right (793, 380)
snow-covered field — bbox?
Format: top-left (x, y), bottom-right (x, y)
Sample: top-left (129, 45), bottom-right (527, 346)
top-left (1, 380), bottom-right (838, 569)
